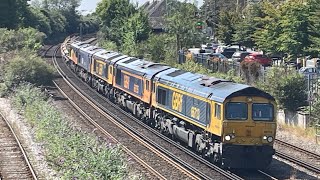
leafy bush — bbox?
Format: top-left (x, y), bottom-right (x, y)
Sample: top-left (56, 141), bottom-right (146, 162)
top-left (3, 50), bottom-right (55, 88)
top-left (12, 83), bottom-right (47, 111)
top-left (12, 84), bottom-right (129, 179)
top-left (0, 28), bottom-right (46, 52)
top-left (175, 61), bottom-right (244, 83)
top-left (257, 67), bottom-right (307, 111)
top-left (240, 61), bottom-right (261, 84)
top-left (99, 39), bottom-right (118, 51)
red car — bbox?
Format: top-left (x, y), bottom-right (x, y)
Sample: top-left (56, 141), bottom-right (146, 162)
top-left (243, 53), bottom-right (272, 66)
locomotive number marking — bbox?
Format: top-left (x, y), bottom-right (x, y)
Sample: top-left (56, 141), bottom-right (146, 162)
top-left (172, 92), bottom-right (183, 112)
top-left (98, 63), bottom-right (103, 75)
top-left (124, 75), bottom-right (130, 89)
top-left (95, 61), bottom-right (104, 76)
top-left (191, 106), bottom-right (200, 120)
top-left (134, 84), bottom-right (139, 93)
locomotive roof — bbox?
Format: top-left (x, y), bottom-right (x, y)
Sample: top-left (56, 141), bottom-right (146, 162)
top-left (79, 45), bottom-right (104, 54)
top-left (71, 41), bottom-right (91, 49)
top-left (155, 68), bottom-right (274, 103)
top-left (116, 58), bottom-right (171, 79)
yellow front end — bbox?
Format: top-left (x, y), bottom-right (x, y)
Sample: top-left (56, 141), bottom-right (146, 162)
top-left (219, 96), bottom-right (276, 169)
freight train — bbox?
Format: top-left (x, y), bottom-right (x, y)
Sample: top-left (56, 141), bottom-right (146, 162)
top-left (61, 39), bottom-right (277, 169)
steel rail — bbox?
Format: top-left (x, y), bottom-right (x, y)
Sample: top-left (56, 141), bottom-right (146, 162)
top-left (275, 151), bottom-right (320, 174)
top-left (52, 45), bottom-right (204, 180)
top-left (275, 139), bottom-right (320, 160)
top-left (0, 112), bottom-right (38, 180)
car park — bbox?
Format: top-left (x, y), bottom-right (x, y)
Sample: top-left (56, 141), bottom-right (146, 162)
top-left (243, 53), bottom-right (272, 66)
top-left (204, 43), bottom-right (219, 53)
top-left (232, 51), bottom-right (251, 62)
top-left (215, 45), bottom-right (228, 53)
top-left (221, 48), bottom-right (238, 59)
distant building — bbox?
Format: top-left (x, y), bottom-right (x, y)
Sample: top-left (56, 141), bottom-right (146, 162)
top-left (141, 0), bottom-right (166, 33)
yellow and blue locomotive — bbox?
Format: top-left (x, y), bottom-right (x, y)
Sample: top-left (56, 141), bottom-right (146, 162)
top-left (63, 39), bottom-right (277, 169)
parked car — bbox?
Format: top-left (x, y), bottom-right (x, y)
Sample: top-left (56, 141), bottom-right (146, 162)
top-left (207, 53), bottom-right (228, 62)
top-left (188, 48), bottom-right (205, 55)
top-left (243, 53), bottom-right (272, 66)
top-left (204, 43), bottom-right (219, 53)
top-left (298, 67), bottom-right (318, 79)
top-left (232, 51), bottom-right (251, 62)
top-left (215, 45), bottom-right (228, 53)
top-left (221, 48), bottom-right (238, 59)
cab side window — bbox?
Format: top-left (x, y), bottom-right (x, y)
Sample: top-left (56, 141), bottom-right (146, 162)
top-left (157, 88), bottom-right (167, 106)
top-left (215, 103), bottom-right (221, 120)
top-left (146, 80), bottom-right (150, 91)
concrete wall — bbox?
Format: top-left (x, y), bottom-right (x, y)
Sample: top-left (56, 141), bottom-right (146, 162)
top-left (277, 110), bottom-right (310, 129)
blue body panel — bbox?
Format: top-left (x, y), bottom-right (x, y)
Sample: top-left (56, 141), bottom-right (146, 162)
top-left (154, 68), bottom-right (274, 103)
top-left (115, 58), bottom-right (171, 80)
top-left (157, 85), bottom-right (211, 126)
top-left (78, 45), bottom-right (104, 71)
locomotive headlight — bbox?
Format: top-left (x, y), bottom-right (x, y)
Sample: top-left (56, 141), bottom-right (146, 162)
top-left (225, 135), bottom-right (231, 141)
top-left (267, 136), bottom-right (274, 143)
top-left (263, 136), bottom-right (267, 140)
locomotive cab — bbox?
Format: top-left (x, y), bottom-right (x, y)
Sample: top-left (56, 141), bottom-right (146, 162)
top-left (220, 95), bottom-right (276, 169)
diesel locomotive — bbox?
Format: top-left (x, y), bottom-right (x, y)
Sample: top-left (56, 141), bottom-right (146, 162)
top-left (61, 39), bottom-right (277, 169)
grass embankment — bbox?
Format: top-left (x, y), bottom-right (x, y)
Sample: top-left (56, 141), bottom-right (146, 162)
top-left (278, 123), bottom-right (318, 142)
top-left (12, 84), bottom-right (129, 179)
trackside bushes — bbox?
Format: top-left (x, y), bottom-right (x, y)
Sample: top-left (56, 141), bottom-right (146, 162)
top-left (3, 51), bottom-right (55, 88)
top-left (12, 84), bottom-right (129, 179)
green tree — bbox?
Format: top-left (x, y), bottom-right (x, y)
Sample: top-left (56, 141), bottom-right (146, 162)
top-left (277, 0), bottom-right (311, 58)
top-left (33, 0), bottom-right (81, 11)
top-left (145, 34), bottom-right (168, 62)
top-left (0, 28), bottom-right (45, 52)
top-left (257, 67), bottom-right (307, 111)
top-left (166, 1), bottom-right (201, 51)
top-left (96, 0), bottom-right (136, 46)
top-left (121, 10), bottom-right (151, 55)
top-left (96, 0), bottom-right (136, 27)
top-left (253, 1), bottom-right (281, 55)
top-left (122, 10), bottom-right (150, 43)
top-left (3, 50), bottom-right (55, 88)
top-left (308, 0), bottom-right (320, 55)
top-left (233, 3), bottom-right (265, 48)
top-left (215, 10), bottom-right (239, 45)
top-left (0, 0), bottom-right (30, 29)
top-left (201, 0), bottom-right (246, 28)
top-left (24, 7), bottom-right (52, 35)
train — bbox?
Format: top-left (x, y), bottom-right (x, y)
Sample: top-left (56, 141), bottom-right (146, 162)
top-left (61, 38), bottom-right (277, 169)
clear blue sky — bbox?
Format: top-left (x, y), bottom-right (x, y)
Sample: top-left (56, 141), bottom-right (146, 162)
top-left (78, 0), bottom-right (203, 13)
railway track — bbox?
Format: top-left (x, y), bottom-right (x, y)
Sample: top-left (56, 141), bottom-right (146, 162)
top-left (53, 39), bottom-right (245, 179)
top-left (275, 139), bottom-right (320, 174)
top-left (0, 113), bottom-right (37, 180)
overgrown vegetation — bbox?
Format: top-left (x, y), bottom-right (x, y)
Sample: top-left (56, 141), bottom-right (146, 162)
top-left (204, 0), bottom-right (320, 59)
top-left (0, 28), bottom-right (46, 52)
top-left (12, 83), bottom-right (128, 179)
top-left (0, 0), bottom-right (99, 42)
top-left (0, 18), bottom-right (132, 178)
top-left (0, 49), bottom-right (54, 97)
top-left (257, 67), bottom-right (308, 111)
